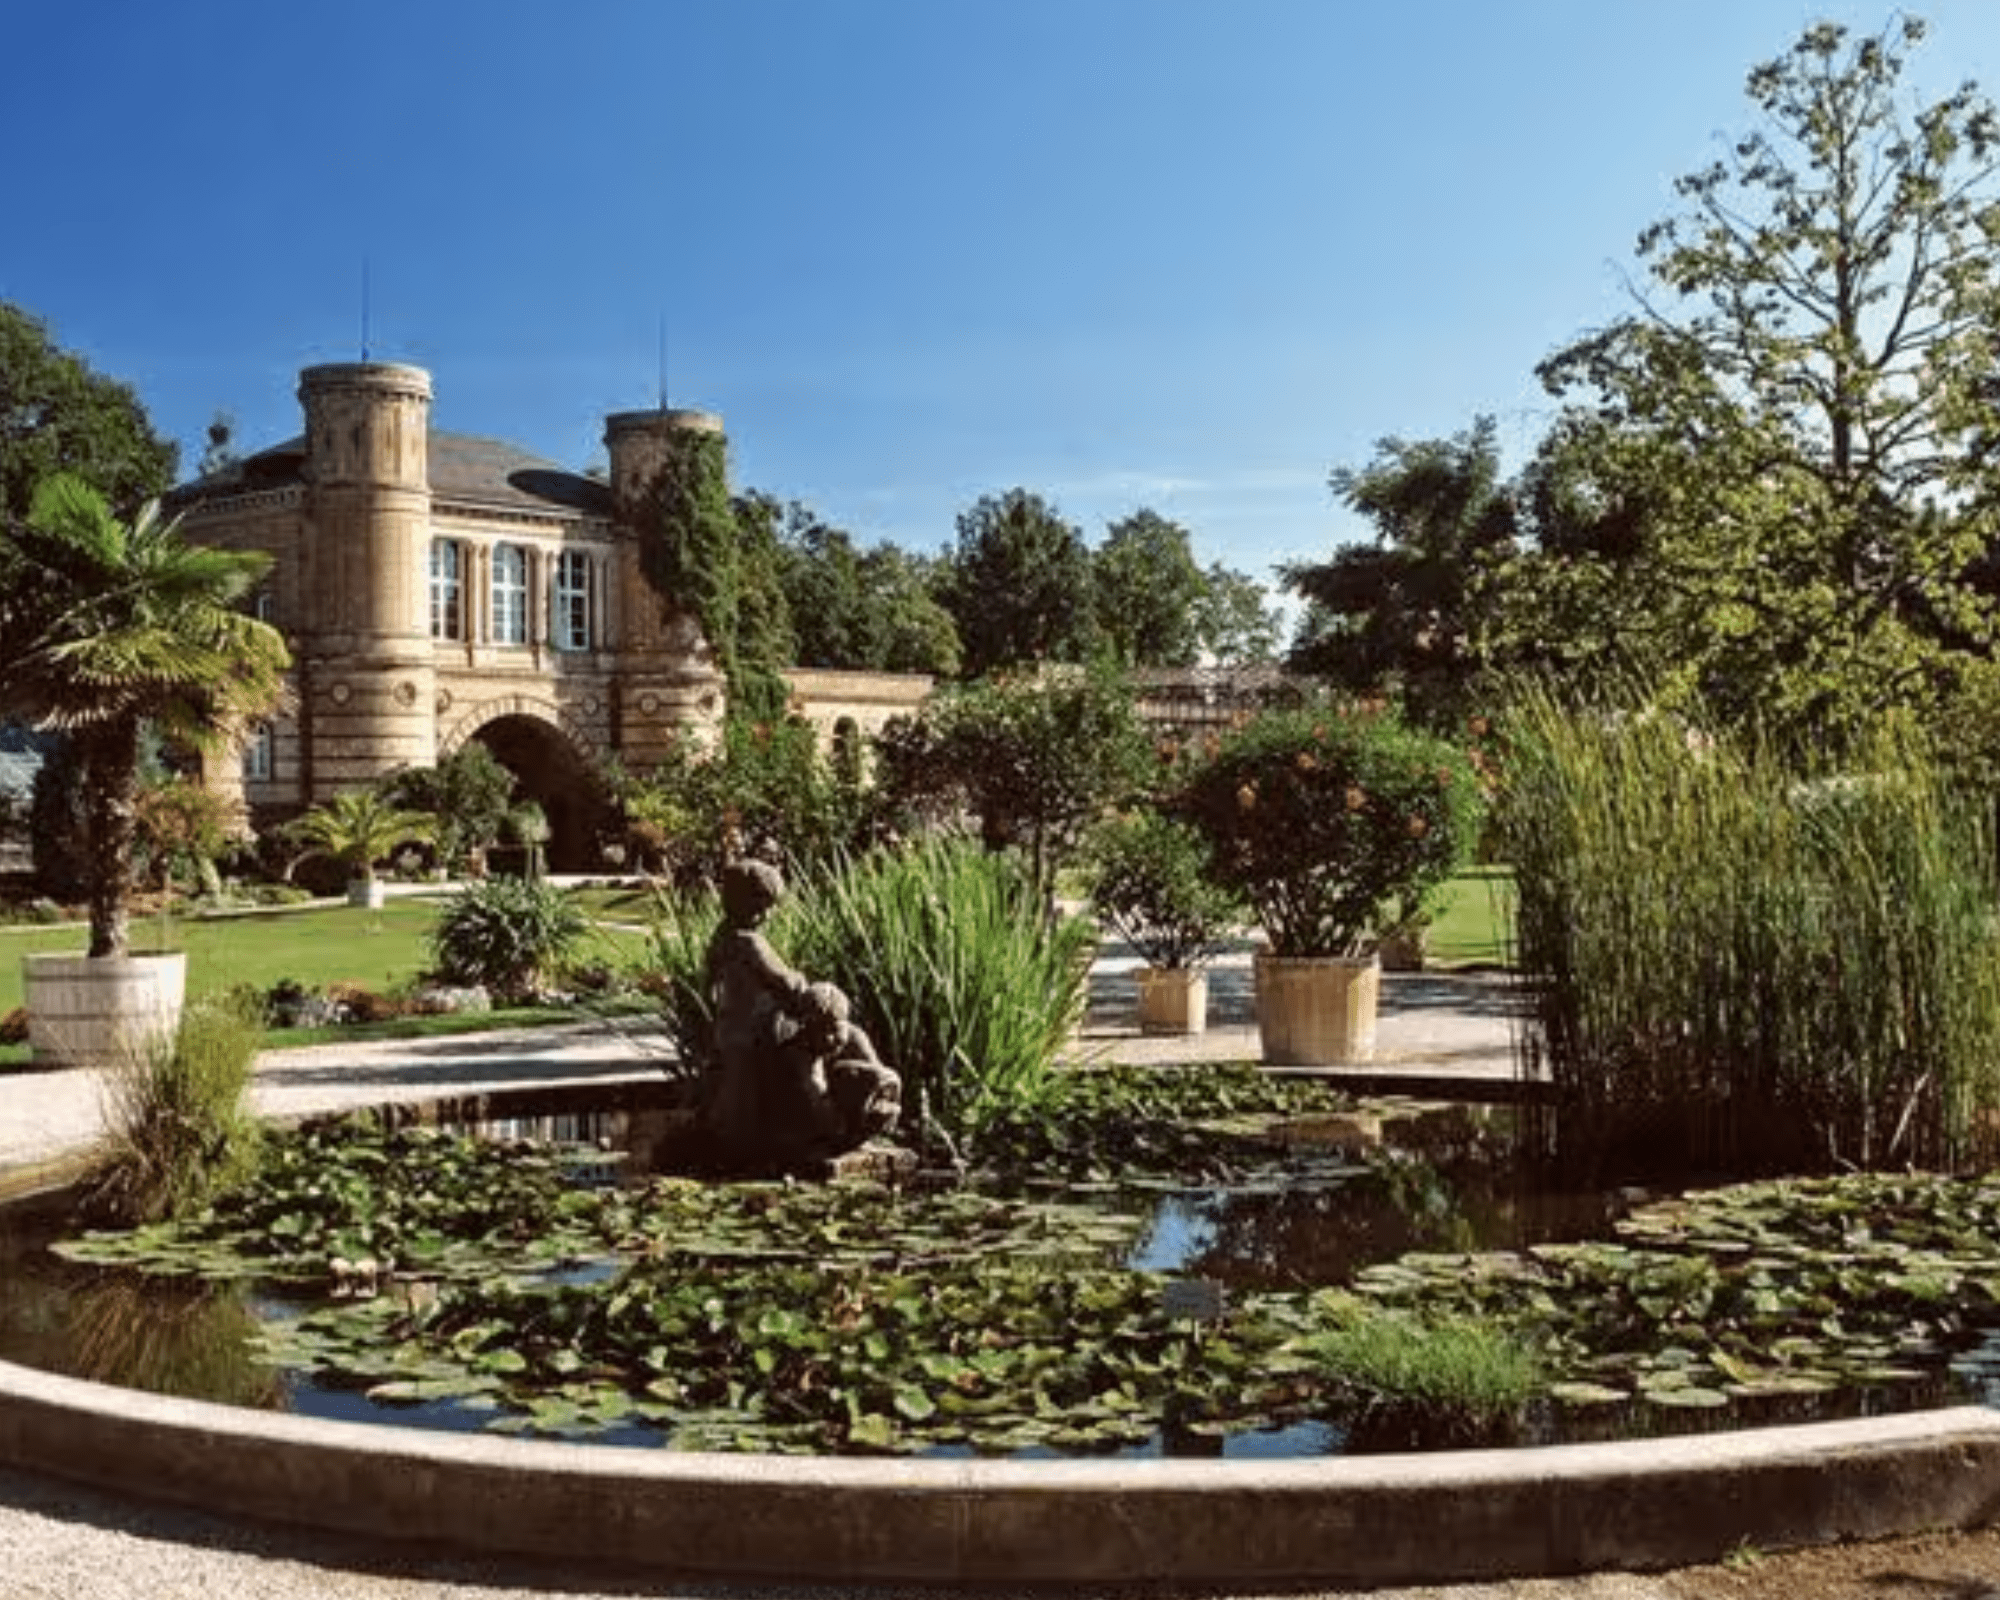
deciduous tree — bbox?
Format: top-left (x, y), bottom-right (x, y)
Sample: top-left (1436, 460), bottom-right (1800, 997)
top-left (0, 302), bottom-right (176, 524)
top-left (1529, 17), bottom-right (2000, 743)
top-left (1285, 418), bottom-right (1517, 730)
top-left (1091, 509), bottom-right (1207, 668)
top-left (940, 490), bottom-right (1097, 676)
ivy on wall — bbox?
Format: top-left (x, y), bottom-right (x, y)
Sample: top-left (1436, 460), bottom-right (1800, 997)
top-left (633, 427), bottom-right (793, 721)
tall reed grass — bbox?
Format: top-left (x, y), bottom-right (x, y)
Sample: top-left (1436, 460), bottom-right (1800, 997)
top-left (1500, 689), bottom-right (2000, 1175)
top-left (80, 991), bottom-right (265, 1224)
top-left (648, 837), bottom-right (1094, 1146)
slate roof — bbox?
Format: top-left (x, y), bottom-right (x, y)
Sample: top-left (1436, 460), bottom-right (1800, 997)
top-left (173, 433), bottom-right (611, 519)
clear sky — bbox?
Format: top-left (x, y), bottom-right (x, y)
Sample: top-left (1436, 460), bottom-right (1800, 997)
top-left (9, 1), bottom-right (2000, 598)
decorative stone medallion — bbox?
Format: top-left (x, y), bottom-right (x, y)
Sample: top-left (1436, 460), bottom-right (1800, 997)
top-left (328, 683), bottom-right (351, 705)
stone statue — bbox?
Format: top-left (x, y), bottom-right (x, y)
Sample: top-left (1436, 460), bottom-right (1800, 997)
top-left (703, 860), bottom-right (902, 1171)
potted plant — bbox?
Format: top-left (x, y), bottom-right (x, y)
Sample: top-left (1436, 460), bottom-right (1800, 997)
top-left (1083, 809), bottom-right (1242, 1034)
top-left (1178, 703), bottom-right (1481, 1064)
top-left (283, 787), bottom-right (438, 907)
top-left (0, 475), bottom-right (289, 1068)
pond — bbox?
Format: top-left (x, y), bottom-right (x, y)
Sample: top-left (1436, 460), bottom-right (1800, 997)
top-left (0, 1088), bottom-right (1990, 1459)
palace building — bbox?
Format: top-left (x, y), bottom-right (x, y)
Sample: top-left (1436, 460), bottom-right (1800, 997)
top-left (171, 362), bottom-right (926, 870)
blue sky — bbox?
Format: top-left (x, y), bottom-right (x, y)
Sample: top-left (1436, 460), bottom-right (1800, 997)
top-left (10, 1), bottom-right (2000, 598)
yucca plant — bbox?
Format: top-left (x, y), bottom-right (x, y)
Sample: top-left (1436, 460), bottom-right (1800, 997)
top-left (429, 876), bottom-right (589, 1001)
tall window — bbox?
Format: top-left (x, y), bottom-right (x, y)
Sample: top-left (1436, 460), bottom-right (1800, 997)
top-left (554, 550), bottom-right (591, 651)
top-left (241, 723), bottom-right (274, 782)
top-left (492, 543), bottom-right (527, 645)
top-left (429, 539), bottom-right (463, 641)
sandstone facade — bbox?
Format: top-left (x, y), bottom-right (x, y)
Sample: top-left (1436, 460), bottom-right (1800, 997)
top-left (173, 363), bottom-right (928, 869)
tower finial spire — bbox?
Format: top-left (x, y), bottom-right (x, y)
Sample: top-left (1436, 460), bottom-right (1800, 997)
top-left (657, 311), bottom-right (668, 412)
top-left (360, 257), bottom-right (372, 363)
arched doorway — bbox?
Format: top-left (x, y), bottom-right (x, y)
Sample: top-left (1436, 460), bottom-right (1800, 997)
top-left (465, 714), bottom-right (608, 874)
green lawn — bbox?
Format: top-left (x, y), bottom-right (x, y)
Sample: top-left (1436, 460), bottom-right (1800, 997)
top-left (1422, 865), bottom-right (1515, 969)
top-left (0, 893), bottom-right (653, 1065)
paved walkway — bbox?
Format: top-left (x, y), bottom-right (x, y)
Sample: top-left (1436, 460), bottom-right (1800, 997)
top-left (0, 952), bottom-right (1523, 1177)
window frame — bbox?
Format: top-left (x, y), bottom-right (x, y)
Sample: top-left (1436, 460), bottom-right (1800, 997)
top-left (491, 542), bottom-right (528, 646)
top-left (554, 550), bottom-right (591, 652)
top-left (429, 539), bottom-right (464, 642)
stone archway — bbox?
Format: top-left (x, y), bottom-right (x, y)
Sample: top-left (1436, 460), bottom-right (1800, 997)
top-left (441, 704), bottom-right (607, 874)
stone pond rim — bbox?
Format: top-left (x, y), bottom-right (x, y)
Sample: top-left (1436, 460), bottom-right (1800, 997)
top-left (4, 1352), bottom-right (2000, 1586)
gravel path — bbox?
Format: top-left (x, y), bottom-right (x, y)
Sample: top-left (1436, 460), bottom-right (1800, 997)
top-left (14, 1456), bottom-right (2000, 1598)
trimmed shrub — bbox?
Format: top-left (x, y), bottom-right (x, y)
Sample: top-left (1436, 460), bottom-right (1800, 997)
top-left (1083, 809), bottom-right (1241, 970)
top-left (1178, 703), bottom-right (1482, 957)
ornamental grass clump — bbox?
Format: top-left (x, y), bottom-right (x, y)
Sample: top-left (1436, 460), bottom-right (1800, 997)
top-left (80, 990), bottom-right (264, 1226)
top-left (1302, 1304), bottom-right (1542, 1422)
top-left (1177, 704), bottom-right (1483, 957)
top-left (1499, 688), bottom-right (2000, 1175)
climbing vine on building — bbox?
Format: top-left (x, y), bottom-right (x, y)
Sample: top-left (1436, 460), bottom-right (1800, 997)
top-left (634, 428), bottom-right (793, 719)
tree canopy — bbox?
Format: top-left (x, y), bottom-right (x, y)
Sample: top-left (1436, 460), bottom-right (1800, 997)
top-left (1091, 509), bottom-right (1209, 669)
top-left (0, 302), bottom-right (177, 524)
top-left (1285, 418), bottom-right (1517, 730)
top-left (766, 496), bottom-right (962, 676)
top-left (1521, 17), bottom-right (2000, 743)
top-left (940, 490), bottom-right (1098, 676)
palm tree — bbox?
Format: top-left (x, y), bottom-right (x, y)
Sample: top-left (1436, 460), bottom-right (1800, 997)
top-left (0, 474), bottom-right (290, 958)
top-left (282, 788), bottom-right (437, 890)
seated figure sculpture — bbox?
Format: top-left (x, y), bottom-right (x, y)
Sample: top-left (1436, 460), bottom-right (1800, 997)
top-left (703, 859), bottom-right (902, 1170)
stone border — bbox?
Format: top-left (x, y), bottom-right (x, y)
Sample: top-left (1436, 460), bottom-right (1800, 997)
top-left (4, 1355), bottom-right (2000, 1586)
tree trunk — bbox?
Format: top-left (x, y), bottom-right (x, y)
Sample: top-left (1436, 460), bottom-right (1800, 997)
top-left (81, 718), bottom-right (140, 959)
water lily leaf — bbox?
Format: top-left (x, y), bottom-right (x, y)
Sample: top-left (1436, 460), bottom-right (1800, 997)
top-left (1645, 1385), bottom-right (1730, 1409)
top-left (1548, 1382), bottom-right (1628, 1406)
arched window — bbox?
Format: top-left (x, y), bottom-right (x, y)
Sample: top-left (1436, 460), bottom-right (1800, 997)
top-left (492, 543), bottom-right (527, 645)
top-left (429, 539), bottom-right (463, 641)
top-left (554, 550), bottom-right (591, 651)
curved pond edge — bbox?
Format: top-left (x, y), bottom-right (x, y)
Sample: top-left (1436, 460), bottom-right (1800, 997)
top-left (4, 1354), bottom-right (2000, 1586)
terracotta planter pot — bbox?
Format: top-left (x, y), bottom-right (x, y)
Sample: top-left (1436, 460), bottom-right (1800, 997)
top-left (1253, 952), bottom-right (1379, 1065)
top-left (23, 950), bottom-right (187, 1071)
top-left (1135, 967), bottom-right (1208, 1036)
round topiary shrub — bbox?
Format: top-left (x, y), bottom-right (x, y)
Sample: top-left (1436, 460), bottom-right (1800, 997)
top-left (1177, 703), bottom-right (1482, 958)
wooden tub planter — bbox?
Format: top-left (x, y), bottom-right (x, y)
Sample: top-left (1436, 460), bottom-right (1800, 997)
top-left (1135, 966), bottom-right (1209, 1036)
top-left (23, 950), bottom-right (187, 1071)
top-left (1253, 952), bottom-right (1380, 1065)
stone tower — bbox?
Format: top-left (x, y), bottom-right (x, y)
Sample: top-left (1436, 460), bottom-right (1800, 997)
top-left (605, 408), bottom-right (727, 766)
top-left (296, 363), bottom-right (439, 797)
